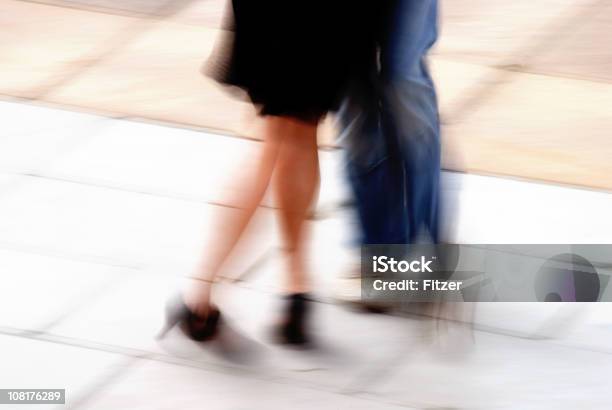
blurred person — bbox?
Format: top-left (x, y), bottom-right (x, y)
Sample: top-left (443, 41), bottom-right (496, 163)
top-left (158, 1), bottom-right (378, 346)
top-left (336, 0), bottom-right (441, 304)
top-left (342, 0), bottom-right (441, 246)
top-left (338, 2), bottom-right (476, 349)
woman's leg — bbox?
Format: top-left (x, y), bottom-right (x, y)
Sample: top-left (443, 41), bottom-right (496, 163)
top-left (186, 116), bottom-right (320, 313)
top-left (272, 117), bottom-right (320, 294)
top-left (186, 118), bottom-right (284, 315)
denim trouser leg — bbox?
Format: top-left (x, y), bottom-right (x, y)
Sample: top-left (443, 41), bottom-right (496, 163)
top-left (339, 86), bottom-right (410, 244)
top-left (340, 0), bottom-right (441, 245)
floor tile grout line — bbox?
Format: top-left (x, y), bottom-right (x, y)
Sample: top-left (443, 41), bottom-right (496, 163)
top-left (226, 247), bottom-right (278, 284)
top-left (0, 327), bottom-right (401, 407)
top-left (2, 235), bottom-right (612, 356)
top-left (2, 166), bottom-right (610, 219)
top-left (3, 314), bottom-right (610, 410)
top-left (0, 237), bottom-right (285, 300)
top-left (0, 169), bottom-right (278, 211)
top-left (430, 53), bottom-right (612, 87)
top-left (15, 0), bottom-right (612, 87)
top-left (3, 226), bottom-right (606, 347)
top-left (2, 298), bottom-right (612, 368)
top-left (37, 275), bottom-right (130, 335)
top-left (16, 0), bottom-right (230, 32)
top-left (58, 355), bottom-right (141, 410)
top-left (18, 0), bottom-right (196, 21)
top-left (0, 326), bottom-right (464, 410)
top-left (0, 119), bottom-right (113, 201)
top-left (2, 241), bottom-right (278, 370)
top-left (25, 0), bottom-right (197, 101)
top-left (3, 96), bottom-right (612, 193)
top-left (444, 0), bottom-right (608, 125)
top-left (0, 240), bottom-right (145, 271)
top-left (340, 337), bottom-right (422, 396)
top-left (0, 94), bottom-right (262, 145)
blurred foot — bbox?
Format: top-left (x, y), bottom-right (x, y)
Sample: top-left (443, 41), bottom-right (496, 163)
top-left (275, 293), bottom-right (312, 346)
top-left (157, 294), bottom-right (221, 342)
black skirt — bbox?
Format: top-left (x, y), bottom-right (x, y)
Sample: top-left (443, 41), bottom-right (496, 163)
top-left (207, 1), bottom-right (381, 123)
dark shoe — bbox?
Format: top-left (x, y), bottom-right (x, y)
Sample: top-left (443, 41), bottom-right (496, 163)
top-left (275, 293), bottom-right (311, 346)
top-left (157, 294), bottom-right (221, 342)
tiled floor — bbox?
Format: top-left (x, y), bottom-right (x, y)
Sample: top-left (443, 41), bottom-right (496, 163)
top-left (1, 100), bottom-right (612, 409)
top-left (3, 0), bottom-right (612, 188)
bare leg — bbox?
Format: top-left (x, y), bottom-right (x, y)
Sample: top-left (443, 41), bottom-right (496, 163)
top-left (186, 115), bottom-right (319, 318)
top-left (186, 118), bottom-right (284, 315)
top-left (273, 118), bottom-right (320, 294)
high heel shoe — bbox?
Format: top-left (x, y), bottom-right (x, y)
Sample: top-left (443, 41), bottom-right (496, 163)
top-left (157, 294), bottom-right (221, 342)
top-left (275, 293), bottom-right (311, 346)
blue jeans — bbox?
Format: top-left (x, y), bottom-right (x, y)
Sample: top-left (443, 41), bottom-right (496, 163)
top-left (339, 0), bottom-right (440, 245)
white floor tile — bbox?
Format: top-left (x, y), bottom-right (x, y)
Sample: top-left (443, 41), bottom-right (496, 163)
top-left (81, 358), bottom-right (414, 410)
top-left (0, 248), bottom-right (134, 330)
top-left (0, 334), bottom-right (127, 410)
